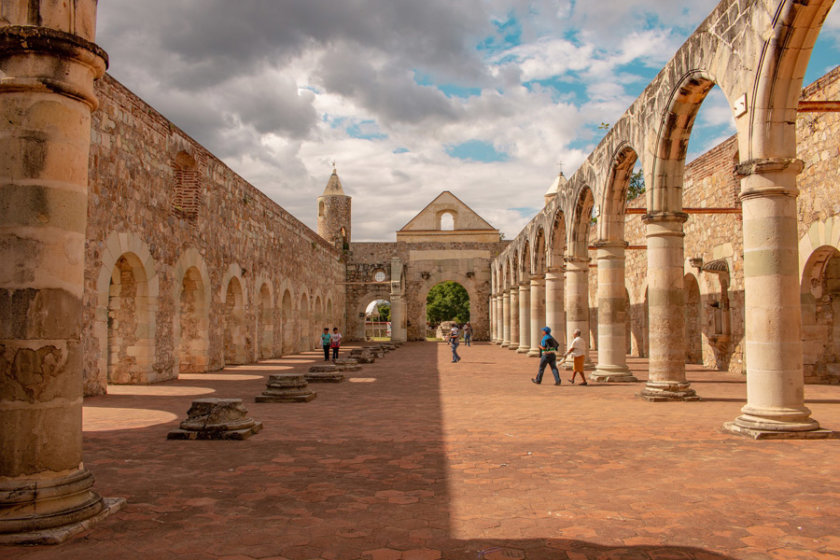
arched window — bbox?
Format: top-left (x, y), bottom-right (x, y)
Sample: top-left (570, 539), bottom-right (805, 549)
top-left (171, 151), bottom-right (200, 221)
top-left (318, 200), bottom-right (325, 217)
top-left (439, 211), bottom-right (455, 231)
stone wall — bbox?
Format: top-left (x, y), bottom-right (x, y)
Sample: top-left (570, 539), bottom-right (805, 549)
top-left (82, 74), bottom-right (345, 396)
top-left (346, 241), bottom-right (505, 342)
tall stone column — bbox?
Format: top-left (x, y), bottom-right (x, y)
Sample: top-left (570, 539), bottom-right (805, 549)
top-left (591, 242), bottom-right (637, 382)
top-left (528, 275), bottom-right (546, 357)
top-left (565, 258), bottom-right (592, 366)
top-left (390, 294), bottom-right (406, 343)
top-left (640, 214), bottom-right (697, 401)
top-left (724, 159), bottom-right (825, 437)
top-left (489, 295), bottom-right (496, 342)
top-left (517, 283), bottom-right (531, 353)
top-left (545, 268), bottom-right (566, 348)
top-left (0, 5), bottom-right (120, 543)
top-left (501, 291), bottom-right (511, 347)
top-left (508, 287), bottom-right (520, 350)
top-left (496, 295), bottom-right (504, 345)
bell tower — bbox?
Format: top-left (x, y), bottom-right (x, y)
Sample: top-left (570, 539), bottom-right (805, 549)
top-left (317, 165), bottom-right (352, 250)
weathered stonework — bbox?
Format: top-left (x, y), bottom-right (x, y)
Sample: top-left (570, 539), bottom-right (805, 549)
top-left (255, 374), bottom-right (317, 403)
top-left (167, 398), bottom-right (263, 440)
top-left (83, 75), bottom-right (346, 395)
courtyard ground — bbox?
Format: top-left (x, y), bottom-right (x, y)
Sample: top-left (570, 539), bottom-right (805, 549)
top-left (4, 342), bottom-right (840, 560)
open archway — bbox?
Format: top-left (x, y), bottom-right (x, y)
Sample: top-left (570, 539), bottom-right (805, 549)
top-left (425, 281), bottom-right (470, 340)
top-left (281, 290), bottom-right (294, 355)
top-left (178, 266), bottom-right (210, 372)
top-left (801, 245), bottom-right (840, 384)
top-left (684, 273), bottom-right (703, 364)
top-left (364, 299), bottom-right (392, 340)
top-left (257, 282), bottom-right (274, 360)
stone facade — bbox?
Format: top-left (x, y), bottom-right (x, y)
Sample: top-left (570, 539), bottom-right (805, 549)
top-left (82, 75), bottom-right (346, 395)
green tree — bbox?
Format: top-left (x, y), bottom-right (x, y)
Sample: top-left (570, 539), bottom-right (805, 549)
top-left (377, 302), bottom-right (391, 322)
top-left (426, 281), bottom-right (470, 326)
top-left (628, 169), bottom-right (645, 201)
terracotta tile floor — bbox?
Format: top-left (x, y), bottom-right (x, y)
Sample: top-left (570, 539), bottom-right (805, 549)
top-left (6, 342), bottom-right (840, 560)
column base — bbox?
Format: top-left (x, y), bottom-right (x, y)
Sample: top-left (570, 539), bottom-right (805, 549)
top-left (0, 497), bottom-right (124, 546)
top-left (507, 344), bottom-right (520, 351)
top-left (527, 348), bottom-right (540, 357)
top-left (516, 346), bottom-right (530, 353)
top-left (500, 342), bottom-right (510, 348)
top-left (590, 365), bottom-right (638, 383)
top-left (639, 382), bottom-right (700, 401)
top-left (722, 421), bottom-right (838, 440)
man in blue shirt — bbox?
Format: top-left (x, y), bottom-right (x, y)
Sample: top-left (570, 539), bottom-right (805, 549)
top-left (531, 326), bottom-right (561, 385)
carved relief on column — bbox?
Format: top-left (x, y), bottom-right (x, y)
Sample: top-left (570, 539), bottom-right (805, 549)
top-left (0, 5), bottom-right (123, 543)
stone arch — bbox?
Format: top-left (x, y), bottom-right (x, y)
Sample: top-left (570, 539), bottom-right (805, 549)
top-left (801, 245), bottom-right (840, 384)
top-left (221, 265), bottom-right (248, 365)
top-left (327, 297), bottom-right (334, 326)
top-left (570, 186), bottom-right (595, 259)
top-left (548, 208), bottom-right (567, 269)
top-left (598, 143), bottom-right (639, 243)
top-left (357, 295), bottom-right (392, 340)
top-left (684, 273), bottom-right (703, 364)
top-left (94, 232), bottom-right (160, 388)
top-left (256, 277), bottom-right (274, 360)
top-left (314, 294), bottom-right (324, 338)
top-left (520, 238), bottom-right (531, 282)
top-left (171, 150), bottom-right (200, 221)
top-left (281, 289), bottom-right (294, 355)
top-left (531, 226), bottom-right (546, 276)
top-left (173, 248), bottom-right (211, 373)
top-left (422, 277), bottom-right (474, 338)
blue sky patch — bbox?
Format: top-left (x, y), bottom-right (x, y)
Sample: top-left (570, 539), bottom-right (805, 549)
top-left (393, 147), bottom-right (409, 154)
top-left (509, 207), bottom-right (539, 217)
top-left (446, 140), bottom-right (509, 163)
top-left (346, 120), bottom-right (387, 140)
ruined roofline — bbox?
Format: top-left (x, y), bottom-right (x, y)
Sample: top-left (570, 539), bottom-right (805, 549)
top-left (397, 190), bottom-right (498, 233)
top-left (97, 73), bottom-right (340, 256)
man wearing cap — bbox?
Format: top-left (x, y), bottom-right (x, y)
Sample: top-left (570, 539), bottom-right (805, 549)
top-left (531, 326), bottom-right (561, 385)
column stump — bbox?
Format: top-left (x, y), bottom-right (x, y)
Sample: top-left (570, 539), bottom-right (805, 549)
top-left (167, 398), bottom-right (263, 440)
top-left (256, 374), bottom-right (317, 403)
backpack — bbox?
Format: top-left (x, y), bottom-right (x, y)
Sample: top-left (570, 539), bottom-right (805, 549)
top-left (544, 336), bottom-right (559, 350)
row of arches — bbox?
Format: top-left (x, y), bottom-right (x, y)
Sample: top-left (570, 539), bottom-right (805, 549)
top-left (491, 0), bottom-right (837, 436)
top-left (92, 232), bottom-right (338, 390)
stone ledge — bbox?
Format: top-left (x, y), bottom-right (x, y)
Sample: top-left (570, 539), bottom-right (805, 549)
top-left (0, 497), bottom-right (125, 546)
top-left (722, 422), bottom-right (840, 440)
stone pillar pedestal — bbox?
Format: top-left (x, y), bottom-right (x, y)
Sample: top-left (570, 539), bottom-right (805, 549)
top-left (508, 287), bottom-right (520, 350)
top-left (640, 213), bottom-right (698, 401)
top-left (0, 13), bottom-right (121, 544)
top-left (724, 159), bottom-right (830, 438)
top-left (565, 258), bottom-right (593, 368)
top-left (591, 242), bottom-right (637, 383)
top-left (545, 269), bottom-right (566, 348)
top-left (167, 398), bottom-right (263, 440)
top-left (256, 374), bottom-right (317, 402)
top-left (518, 283), bottom-right (531, 353)
top-left (501, 291), bottom-right (511, 347)
top-left (528, 276), bottom-right (546, 357)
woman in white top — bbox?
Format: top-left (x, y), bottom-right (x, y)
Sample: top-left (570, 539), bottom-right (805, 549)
top-left (563, 329), bottom-right (588, 385)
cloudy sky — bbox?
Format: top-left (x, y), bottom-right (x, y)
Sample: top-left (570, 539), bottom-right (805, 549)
top-left (96, 1), bottom-right (840, 241)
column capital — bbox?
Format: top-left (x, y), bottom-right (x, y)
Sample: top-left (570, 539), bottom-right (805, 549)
top-left (737, 158), bottom-right (803, 200)
top-left (530, 274), bottom-right (545, 284)
top-left (545, 270), bottom-right (564, 281)
top-left (592, 239), bottom-right (628, 249)
top-left (518, 281), bottom-right (530, 290)
top-left (0, 26), bottom-right (108, 109)
top-left (735, 157), bottom-right (803, 178)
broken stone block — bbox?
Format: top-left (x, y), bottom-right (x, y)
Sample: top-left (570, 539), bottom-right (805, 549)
top-left (305, 370), bottom-right (346, 383)
top-left (167, 398), bottom-right (263, 440)
top-left (255, 374), bottom-right (316, 403)
top-left (349, 349), bottom-right (376, 363)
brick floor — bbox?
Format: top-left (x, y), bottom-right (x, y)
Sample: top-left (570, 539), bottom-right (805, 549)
top-left (4, 342), bottom-right (840, 560)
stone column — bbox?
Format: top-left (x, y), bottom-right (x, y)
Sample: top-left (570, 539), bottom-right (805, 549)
top-left (591, 242), bottom-right (637, 382)
top-left (501, 291), bottom-right (511, 347)
top-left (518, 283), bottom-right (531, 353)
top-left (565, 258), bottom-right (592, 366)
top-left (390, 293), bottom-right (406, 343)
top-left (0, 6), bottom-right (118, 542)
top-left (528, 275), bottom-right (546, 357)
top-left (508, 287), bottom-right (520, 350)
top-left (724, 159), bottom-right (825, 437)
top-left (489, 295), bottom-right (496, 342)
top-left (495, 295), bottom-right (504, 345)
top-left (640, 214), bottom-right (697, 401)
top-left (545, 268), bottom-right (566, 348)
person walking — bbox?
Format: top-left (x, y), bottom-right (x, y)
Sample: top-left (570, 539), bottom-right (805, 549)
top-left (448, 324), bottom-right (461, 363)
top-left (330, 327), bottom-right (342, 361)
top-left (320, 327), bottom-right (332, 361)
top-left (564, 328), bottom-right (588, 385)
top-left (531, 326), bottom-right (561, 385)
top-left (462, 322), bottom-right (473, 346)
